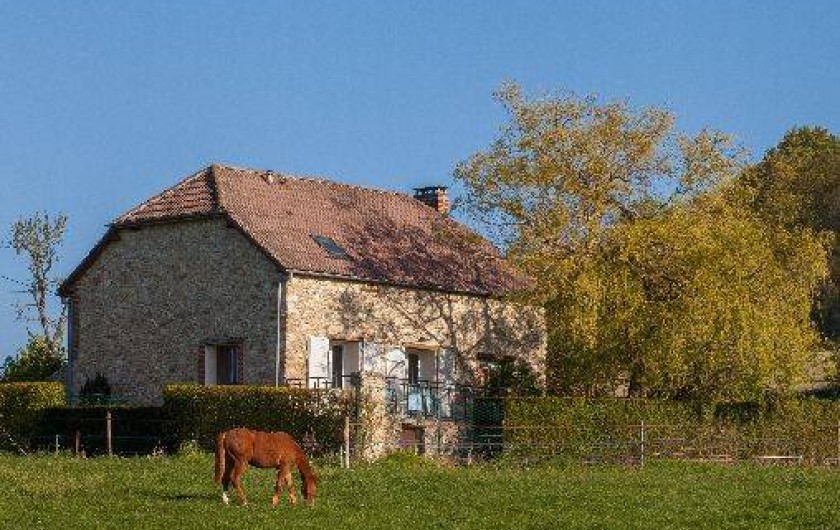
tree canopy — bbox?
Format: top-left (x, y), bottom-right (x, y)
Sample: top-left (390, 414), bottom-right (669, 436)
top-left (0, 336), bottom-right (63, 382)
top-left (455, 84), bottom-right (829, 401)
top-left (739, 127), bottom-right (840, 340)
top-left (4, 212), bottom-right (68, 381)
top-left (10, 211), bottom-right (68, 358)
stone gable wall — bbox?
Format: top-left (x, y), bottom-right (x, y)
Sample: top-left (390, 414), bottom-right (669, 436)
top-left (68, 218), bottom-right (280, 404)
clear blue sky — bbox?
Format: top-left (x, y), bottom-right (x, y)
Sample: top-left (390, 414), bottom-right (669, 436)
top-left (1, 1), bottom-right (838, 361)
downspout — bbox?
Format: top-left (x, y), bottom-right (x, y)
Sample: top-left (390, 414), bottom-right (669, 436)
top-left (63, 296), bottom-right (74, 402)
top-left (275, 271), bottom-right (292, 386)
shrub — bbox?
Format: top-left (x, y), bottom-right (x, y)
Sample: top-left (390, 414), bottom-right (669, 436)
top-left (0, 337), bottom-right (64, 382)
top-left (0, 382), bottom-right (65, 450)
top-left (78, 373), bottom-right (112, 405)
top-left (162, 384), bottom-right (354, 455)
top-left (36, 405), bottom-right (166, 455)
top-left (501, 396), bottom-right (840, 464)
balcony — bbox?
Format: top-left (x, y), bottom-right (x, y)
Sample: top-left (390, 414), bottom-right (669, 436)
top-left (286, 375), bottom-right (483, 421)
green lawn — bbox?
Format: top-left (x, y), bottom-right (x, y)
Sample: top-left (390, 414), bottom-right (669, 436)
top-left (2, 453), bottom-right (840, 530)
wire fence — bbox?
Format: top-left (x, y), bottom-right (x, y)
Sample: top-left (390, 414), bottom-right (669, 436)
top-left (25, 413), bottom-right (179, 457)
top-left (8, 412), bottom-right (840, 469)
top-left (341, 421), bottom-right (840, 468)
top-left (6, 382), bottom-right (840, 469)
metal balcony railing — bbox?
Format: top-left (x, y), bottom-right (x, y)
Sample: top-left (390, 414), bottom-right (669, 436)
top-left (285, 375), bottom-right (487, 420)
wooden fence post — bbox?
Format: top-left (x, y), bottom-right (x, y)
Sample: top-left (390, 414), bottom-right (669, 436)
top-left (639, 421), bottom-right (646, 467)
top-left (74, 430), bottom-right (81, 456)
top-left (106, 410), bottom-right (113, 456)
top-left (343, 415), bottom-right (351, 469)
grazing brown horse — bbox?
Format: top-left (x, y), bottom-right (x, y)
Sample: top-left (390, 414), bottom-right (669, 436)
top-left (214, 428), bottom-right (317, 507)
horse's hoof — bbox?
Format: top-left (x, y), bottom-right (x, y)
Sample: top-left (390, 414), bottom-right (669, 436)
top-left (221, 493), bottom-right (230, 505)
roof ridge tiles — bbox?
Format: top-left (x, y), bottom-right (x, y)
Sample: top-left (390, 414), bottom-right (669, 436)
top-left (210, 162), bottom-right (437, 202)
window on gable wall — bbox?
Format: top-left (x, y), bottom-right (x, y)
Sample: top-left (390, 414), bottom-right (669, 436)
top-left (204, 343), bottom-right (242, 385)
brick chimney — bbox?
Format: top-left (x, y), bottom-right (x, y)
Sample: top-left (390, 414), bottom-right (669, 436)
top-left (413, 186), bottom-right (450, 214)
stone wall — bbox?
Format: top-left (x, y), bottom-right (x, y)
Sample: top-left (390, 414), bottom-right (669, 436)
top-left (283, 274), bottom-right (546, 384)
top-left (67, 218), bottom-right (281, 404)
top-left (283, 274), bottom-right (546, 458)
top-left (65, 216), bottom-right (545, 420)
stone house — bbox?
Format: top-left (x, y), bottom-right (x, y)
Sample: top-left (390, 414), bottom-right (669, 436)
top-left (59, 164), bottom-right (545, 449)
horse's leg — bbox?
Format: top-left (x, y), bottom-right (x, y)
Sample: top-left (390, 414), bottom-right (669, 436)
top-left (272, 467), bottom-right (284, 507)
top-left (282, 461), bottom-right (298, 506)
top-left (230, 458), bottom-right (249, 506)
top-left (221, 454), bottom-right (235, 505)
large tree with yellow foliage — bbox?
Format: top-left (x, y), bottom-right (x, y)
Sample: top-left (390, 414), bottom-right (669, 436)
top-left (455, 83), bottom-right (828, 400)
top-left (740, 127), bottom-right (840, 340)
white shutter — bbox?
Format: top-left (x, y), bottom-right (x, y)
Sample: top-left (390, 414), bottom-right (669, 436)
top-left (386, 348), bottom-right (407, 379)
top-left (307, 336), bottom-right (331, 388)
top-left (437, 348), bottom-right (457, 418)
top-left (437, 348), bottom-right (457, 387)
top-left (204, 346), bottom-right (217, 386)
top-left (361, 341), bottom-right (385, 374)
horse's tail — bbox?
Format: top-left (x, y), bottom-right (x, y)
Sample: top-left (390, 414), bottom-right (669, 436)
top-left (295, 449), bottom-right (318, 505)
top-left (214, 431), bottom-right (227, 484)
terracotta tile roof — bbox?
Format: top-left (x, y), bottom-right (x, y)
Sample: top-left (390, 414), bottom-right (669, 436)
top-left (110, 164), bottom-right (526, 296)
top-left (115, 168), bottom-right (219, 224)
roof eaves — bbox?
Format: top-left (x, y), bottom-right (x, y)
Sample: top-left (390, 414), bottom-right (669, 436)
top-left (284, 268), bottom-right (509, 299)
top-left (58, 226), bottom-right (119, 297)
top-left (114, 211), bottom-right (224, 229)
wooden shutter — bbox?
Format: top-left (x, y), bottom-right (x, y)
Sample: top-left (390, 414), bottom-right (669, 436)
top-left (203, 346), bottom-right (217, 386)
top-left (307, 336), bottom-right (330, 388)
top-left (361, 341), bottom-right (385, 374)
top-left (236, 343), bottom-right (245, 384)
top-left (437, 348), bottom-right (457, 387)
top-left (437, 348), bottom-right (457, 418)
top-left (197, 346), bottom-right (206, 384)
top-left (386, 348), bottom-right (407, 379)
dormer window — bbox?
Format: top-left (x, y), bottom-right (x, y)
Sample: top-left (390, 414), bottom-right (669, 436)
top-left (312, 235), bottom-right (350, 260)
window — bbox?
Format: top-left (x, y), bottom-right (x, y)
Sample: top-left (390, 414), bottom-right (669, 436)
top-left (399, 425), bottom-right (425, 454)
top-left (331, 344), bottom-right (344, 388)
top-left (312, 235), bottom-right (350, 259)
top-left (307, 338), bottom-right (361, 388)
top-left (405, 348), bottom-right (436, 384)
top-left (407, 352), bottom-right (420, 385)
top-left (204, 343), bottom-right (242, 385)
top-left (477, 354), bottom-right (516, 388)
top-left (476, 353), bottom-right (500, 386)
top-left (216, 345), bottom-right (240, 384)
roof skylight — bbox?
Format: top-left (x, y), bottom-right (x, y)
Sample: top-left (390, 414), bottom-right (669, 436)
top-left (312, 235), bottom-right (350, 260)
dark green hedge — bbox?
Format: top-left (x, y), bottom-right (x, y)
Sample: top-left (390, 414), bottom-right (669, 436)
top-left (501, 397), bottom-right (840, 464)
top-left (0, 382), bottom-right (66, 450)
top-left (35, 406), bottom-right (168, 455)
top-left (162, 384), bottom-right (354, 455)
top-left (1, 383), bottom-right (353, 456)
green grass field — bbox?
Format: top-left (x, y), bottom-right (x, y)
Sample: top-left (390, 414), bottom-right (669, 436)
top-left (2, 453), bottom-right (840, 530)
